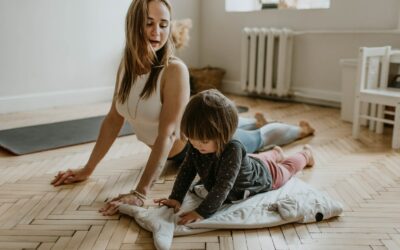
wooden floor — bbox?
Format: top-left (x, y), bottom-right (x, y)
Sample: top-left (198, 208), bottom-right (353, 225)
top-left (1, 95), bottom-right (400, 250)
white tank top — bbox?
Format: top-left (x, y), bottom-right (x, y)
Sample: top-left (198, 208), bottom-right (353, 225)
top-left (116, 69), bottom-right (164, 146)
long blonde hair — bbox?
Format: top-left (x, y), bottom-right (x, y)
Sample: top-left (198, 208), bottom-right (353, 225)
top-left (117, 0), bottom-right (174, 103)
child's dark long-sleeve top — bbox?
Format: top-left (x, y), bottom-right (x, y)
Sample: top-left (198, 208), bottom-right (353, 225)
top-left (168, 139), bottom-right (272, 218)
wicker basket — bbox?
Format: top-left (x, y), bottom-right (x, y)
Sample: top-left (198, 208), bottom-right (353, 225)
top-left (189, 66), bottom-right (226, 94)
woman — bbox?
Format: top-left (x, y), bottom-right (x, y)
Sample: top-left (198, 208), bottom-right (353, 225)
top-left (53, 0), bottom-right (189, 215)
top-left (51, 0), bottom-right (314, 216)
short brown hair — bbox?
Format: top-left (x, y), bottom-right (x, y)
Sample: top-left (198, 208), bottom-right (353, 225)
top-left (181, 89), bottom-right (238, 154)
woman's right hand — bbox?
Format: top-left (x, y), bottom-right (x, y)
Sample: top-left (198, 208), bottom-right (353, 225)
top-left (51, 168), bottom-right (91, 186)
top-left (154, 198), bottom-right (181, 213)
top-left (99, 193), bottom-right (144, 216)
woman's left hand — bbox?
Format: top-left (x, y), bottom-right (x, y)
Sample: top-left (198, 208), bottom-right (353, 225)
top-left (99, 193), bottom-right (144, 216)
top-left (178, 210), bottom-right (203, 225)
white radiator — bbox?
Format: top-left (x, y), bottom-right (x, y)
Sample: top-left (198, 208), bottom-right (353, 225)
top-left (240, 27), bottom-right (294, 97)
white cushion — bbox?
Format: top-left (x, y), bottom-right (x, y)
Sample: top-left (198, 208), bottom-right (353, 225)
top-left (119, 177), bottom-right (343, 250)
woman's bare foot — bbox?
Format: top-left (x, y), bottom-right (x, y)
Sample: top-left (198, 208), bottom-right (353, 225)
top-left (255, 112), bottom-right (268, 128)
top-left (299, 120), bottom-right (315, 138)
top-left (272, 146), bottom-right (285, 162)
top-left (302, 144), bottom-right (315, 167)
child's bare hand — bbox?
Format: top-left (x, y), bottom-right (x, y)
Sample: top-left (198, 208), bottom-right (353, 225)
top-left (154, 198), bottom-right (181, 213)
top-left (178, 210), bottom-right (203, 225)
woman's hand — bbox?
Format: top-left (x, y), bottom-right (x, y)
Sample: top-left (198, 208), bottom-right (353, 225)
top-left (99, 193), bottom-right (144, 216)
top-left (51, 168), bottom-right (91, 186)
top-left (154, 198), bottom-right (181, 213)
top-left (178, 210), bottom-right (203, 225)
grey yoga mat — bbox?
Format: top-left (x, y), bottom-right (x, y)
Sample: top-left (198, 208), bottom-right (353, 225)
top-left (0, 116), bottom-right (134, 155)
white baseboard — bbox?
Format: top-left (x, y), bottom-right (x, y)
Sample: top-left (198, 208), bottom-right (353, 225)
top-left (221, 80), bottom-right (341, 107)
top-left (0, 86), bottom-right (114, 114)
top-left (1, 82), bottom-right (342, 114)
top-left (291, 87), bottom-right (341, 103)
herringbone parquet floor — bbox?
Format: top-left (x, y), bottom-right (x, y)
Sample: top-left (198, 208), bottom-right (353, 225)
top-left (0, 95), bottom-right (399, 250)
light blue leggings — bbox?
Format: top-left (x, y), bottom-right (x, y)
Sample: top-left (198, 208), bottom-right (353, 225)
top-left (233, 117), bottom-right (301, 153)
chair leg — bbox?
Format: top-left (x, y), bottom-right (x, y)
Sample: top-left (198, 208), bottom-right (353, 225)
top-left (360, 102), bottom-right (369, 126)
top-left (353, 96), bottom-right (361, 139)
top-left (392, 103), bottom-right (400, 149)
top-left (376, 104), bottom-right (385, 134)
top-left (369, 103), bottom-right (376, 131)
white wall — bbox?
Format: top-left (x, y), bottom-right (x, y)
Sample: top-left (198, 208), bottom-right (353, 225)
top-left (199, 0), bottom-right (400, 104)
top-left (0, 0), bottom-right (200, 114)
top-left (292, 32), bottom-right (400, 102)
top-left (398, 3), bottom-right (400, 29)
top-left (170, 0), bottom-right (201, 67)
top-left (2, 0), bottom-right (399, 114)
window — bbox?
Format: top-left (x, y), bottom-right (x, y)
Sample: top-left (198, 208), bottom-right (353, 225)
top-left (226, 0), bottom-right (330, 12)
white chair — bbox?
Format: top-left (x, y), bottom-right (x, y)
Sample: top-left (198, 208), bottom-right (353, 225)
top-left (352, 46), bottom-right (400, 149)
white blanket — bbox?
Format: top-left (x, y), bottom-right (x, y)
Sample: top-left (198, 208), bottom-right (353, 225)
top-left (119, 178), bottom-right (343, 250)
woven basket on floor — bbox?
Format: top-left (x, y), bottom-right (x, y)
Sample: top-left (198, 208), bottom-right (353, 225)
top-left (189, 66), bottom-right (226, 94)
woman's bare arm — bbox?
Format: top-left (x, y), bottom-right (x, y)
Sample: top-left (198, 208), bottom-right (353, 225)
top-left (52, 64), bottom-right (125, 186)
top-left (135, 60), bottom-right (190, 194)
top-left (99, 60), bottom-right (190, 215)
